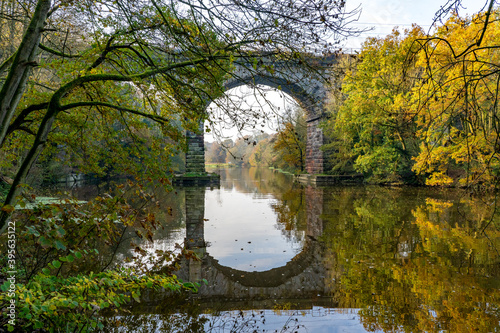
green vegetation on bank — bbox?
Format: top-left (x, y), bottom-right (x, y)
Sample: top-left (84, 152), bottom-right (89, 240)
top-left (0, 185), bottom-right (199, 332)
top-left (322, 10), bottom-right (500, 188)
top-left (0, 0), bottom-right (353, 330)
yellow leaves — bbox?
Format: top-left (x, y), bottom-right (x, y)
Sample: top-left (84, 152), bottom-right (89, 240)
top-left (407, 12), bottom-right (500, 187)
top-left (425, 172), bottom-right (454, 186)
top-left (425, 198), bottom-right (453, 212)
top-left (392, 266), bottom-right (404, 282)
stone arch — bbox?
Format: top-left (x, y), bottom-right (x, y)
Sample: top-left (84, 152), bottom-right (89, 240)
top-left (185, 55), bottom-right (334, 175)
top-left (168, 238), bottom-right (328, 302)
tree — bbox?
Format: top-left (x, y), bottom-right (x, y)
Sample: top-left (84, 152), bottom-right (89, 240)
top-left (0, 0), bottom-right (361, 230)
top-left (323, 26), bottom-right (424, 183)
top-left (320, 1), bottom-right (500, 188)
top-left (272, 106), bottom-right (306, 173)
top-left (248, 136), bottom-right (275, 167)
top-left (206, 141), bottom-right (227, 164)
top-left (409, 2), bottom-right (500, 187)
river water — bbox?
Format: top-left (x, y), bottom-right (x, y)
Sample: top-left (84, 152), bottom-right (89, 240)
top-left (66, 167), bottom-right (500, 332)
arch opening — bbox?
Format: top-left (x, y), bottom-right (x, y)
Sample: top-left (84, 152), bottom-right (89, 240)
top-left (204, 83), bottom-right (308, 172)
top-left (186, 74), bottom-right (326, 174)
top-left (205, 84), bottom-right (301, 142)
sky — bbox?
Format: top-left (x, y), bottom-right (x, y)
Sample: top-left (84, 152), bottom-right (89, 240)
top-left (205, 0), bottom-right (490, 143)
top-left (344, 0), bottom-right (489, 50)
top-left (205, 85), bottom-right (297, 142)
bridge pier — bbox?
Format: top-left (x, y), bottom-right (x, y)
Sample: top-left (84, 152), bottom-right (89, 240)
top-left (175, 127), bottom-right (219, 186)
top-left (185, 128), bottom-right (206, 174)
top-left (184, 187), bottom-right (207, 285)
top-left (306, 118), bottom-right (324, 174)
top-left (305, 185), bottom-right (324, 237)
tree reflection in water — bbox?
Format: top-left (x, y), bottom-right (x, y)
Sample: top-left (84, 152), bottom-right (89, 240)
top-left (321, 186), bottom-right (500, 332)
top-left (102, 168), bottom-right (500, 332)
top-left (103, 312), bottom-right (306, 333)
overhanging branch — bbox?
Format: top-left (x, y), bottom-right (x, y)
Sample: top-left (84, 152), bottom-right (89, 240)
top-left (39, 43), bottom-right (81, 58)
top-left (58, 101), bottom-right (170, 124)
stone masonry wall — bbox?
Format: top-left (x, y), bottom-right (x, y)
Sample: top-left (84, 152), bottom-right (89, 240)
top-left (305, 186), bottom-right (324, 237)
top-left (184, 187), bottom-right (206, 249)
top-left (185, 131), bottom-right (206, 174)
top-left (306, 119), bottom-right (324, 174)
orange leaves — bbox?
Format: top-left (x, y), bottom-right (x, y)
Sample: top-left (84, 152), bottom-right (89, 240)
top-left (1, 204), bottom-right (14, 213)
top-left (328, 9), bottom-right (500, 186)
top-left (409, 11), bottom-right (500, 187)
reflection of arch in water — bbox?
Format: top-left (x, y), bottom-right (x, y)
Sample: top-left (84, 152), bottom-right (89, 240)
top-left (184, 186), bottom-right (324, 250)
top-left (205, 238), bottom-right (321, 288)
top-left (180, 186), bottom-right (329, 300)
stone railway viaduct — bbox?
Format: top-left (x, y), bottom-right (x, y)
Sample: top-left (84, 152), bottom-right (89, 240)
top-left (185, 54), bottom-right (337, 175)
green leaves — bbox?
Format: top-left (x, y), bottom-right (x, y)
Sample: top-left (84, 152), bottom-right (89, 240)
top-left (54, 240), bottom-right (66, 251)
top-left (73, 251), bottom-right (83, 259)
top-left (26, 226), bottom-right (40, 237)
top-left (0, 184), bottom-right (201, 332)
top-left (59, 254), bottom-right (74, 262)
top-left (4, 268), bottom-right (191, 332)
top-left (51, 260), bottom-right (62, 269)
top-left (0, 281), bottom-right (10, 292)
top-left (38, 236), bottom-right (52, 248)
top-left (324, 27), bottom-right (424, 183)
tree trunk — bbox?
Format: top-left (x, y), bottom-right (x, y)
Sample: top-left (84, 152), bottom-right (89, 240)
top-left (0, 0), bottom-right (51, 148)
top-left (0, 103), bottom-right (58, 231)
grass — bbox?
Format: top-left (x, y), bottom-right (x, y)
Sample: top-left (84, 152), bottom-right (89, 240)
top-left (182, 172), bottom-right (208, 177)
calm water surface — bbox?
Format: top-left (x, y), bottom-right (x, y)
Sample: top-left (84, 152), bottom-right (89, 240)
top-left (70, 167), bottom-right (500, 332)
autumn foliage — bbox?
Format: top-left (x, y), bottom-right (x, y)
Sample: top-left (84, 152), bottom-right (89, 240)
top-left (325, 9), bottom-right (500, 188)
